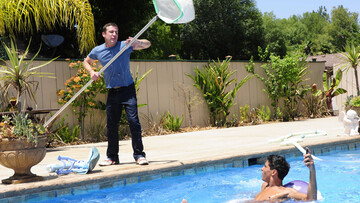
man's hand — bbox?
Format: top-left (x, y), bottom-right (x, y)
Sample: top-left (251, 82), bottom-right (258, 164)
top-left (303, 147), bottom-right (315, 170)
top-left (126, 37), bottom-right (151, 50)
top-left (303, 147), bottom-right (317, 201)
top-left (90, 71), bottom-right (101, 81)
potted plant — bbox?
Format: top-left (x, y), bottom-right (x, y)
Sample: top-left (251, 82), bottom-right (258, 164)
top-left (0, 113), bottom-right (48, 184)
top-left (0, 37), bottom-right (57, 184)
top-left (345, 96), bottom-right (360, 115)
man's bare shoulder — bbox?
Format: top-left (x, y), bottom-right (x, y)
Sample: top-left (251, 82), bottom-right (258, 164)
top-left (255, 185), bottom-right (304, 201)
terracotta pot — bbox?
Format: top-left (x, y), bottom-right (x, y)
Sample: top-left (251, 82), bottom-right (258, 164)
top-left (0, 135), bottom-right (47, 184)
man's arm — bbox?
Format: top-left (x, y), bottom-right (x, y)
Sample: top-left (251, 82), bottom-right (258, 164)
top-left (83, 56), bottom-right (100, 81)
top-left (304, 147), bottom-right (317, 201)
top-left (125, 37), bottom-right (151, 50)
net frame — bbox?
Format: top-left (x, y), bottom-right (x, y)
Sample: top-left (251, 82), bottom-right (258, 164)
top-left (152, 0), bottom-right (194, 24)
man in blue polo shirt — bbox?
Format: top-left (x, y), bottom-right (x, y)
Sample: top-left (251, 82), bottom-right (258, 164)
top-left (83, 23), bottom-right (151, 166)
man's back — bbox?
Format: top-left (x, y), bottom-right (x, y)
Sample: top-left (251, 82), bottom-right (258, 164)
top-left (255, 182), bottom-right (306, 201)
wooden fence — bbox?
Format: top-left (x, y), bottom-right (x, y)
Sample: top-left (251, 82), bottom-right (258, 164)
top-left (4, 60), bottom-right (326, 135)
top-left (334, 65), bottom-right (360, 114)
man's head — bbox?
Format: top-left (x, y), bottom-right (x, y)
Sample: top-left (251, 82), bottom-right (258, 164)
top-left (102, 23), bottom-right (118, 47)
top-left (261, 155), bottom-right (290, 182)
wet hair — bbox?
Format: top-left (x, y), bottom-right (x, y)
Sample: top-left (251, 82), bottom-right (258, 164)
top-left (267, 155), bottom-right (290, 180)
top-left (102, 23), bottom-right (118, 33)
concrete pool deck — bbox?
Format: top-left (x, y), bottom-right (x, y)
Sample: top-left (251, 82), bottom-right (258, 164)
top-left (1, 116), bottom-right (360, 200)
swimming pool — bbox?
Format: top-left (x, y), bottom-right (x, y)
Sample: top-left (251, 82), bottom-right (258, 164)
top-left (30, 148), bottom-right (360, 203)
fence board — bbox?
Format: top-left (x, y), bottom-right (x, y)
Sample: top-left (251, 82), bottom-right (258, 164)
top-left (2, 60), bottom-right (326, 135)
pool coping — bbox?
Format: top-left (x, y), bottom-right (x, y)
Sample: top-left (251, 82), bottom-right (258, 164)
top-left (1, 136), bottom-right (360, 202)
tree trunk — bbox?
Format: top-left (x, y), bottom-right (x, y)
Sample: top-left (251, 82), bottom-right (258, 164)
top-left (354, 67), bottom-right (360, 96)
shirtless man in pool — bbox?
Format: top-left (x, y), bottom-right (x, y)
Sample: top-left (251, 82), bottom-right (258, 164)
top-left (181, 147), bottom-right (317, 202)
top-left (254, 147), bottom-right (317, 201)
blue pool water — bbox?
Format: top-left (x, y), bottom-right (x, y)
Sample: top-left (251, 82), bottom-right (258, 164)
top-left (34, 149), bottom-right (360, 203)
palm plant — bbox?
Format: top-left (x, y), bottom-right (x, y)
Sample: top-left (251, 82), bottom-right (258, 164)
top-left (0, 0), bottom-right (95, 54)
top-left (0, 38), bottom-right (57, 111)
top-left (339, 42), bottom-right (360, 96)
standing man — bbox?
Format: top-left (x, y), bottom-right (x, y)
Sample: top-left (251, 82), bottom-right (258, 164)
top-left (83, 23), bottom-right (151, 166)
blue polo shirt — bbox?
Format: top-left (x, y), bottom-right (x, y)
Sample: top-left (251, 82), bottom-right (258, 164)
top-left (88, 41), bottom-right (134, 88)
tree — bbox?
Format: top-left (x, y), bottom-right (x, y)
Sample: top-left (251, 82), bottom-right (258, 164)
top-left (88, 0), bottom-right (154, 45)
top-left (339, 42), bottom-right (360, 96)
top-left (134, 21), bottom-right (183, 60)
top-left (180, 0), bottom-right (264, 60)
top-left (329, 6), bottom-right (360, 52)
top-left (0, 0), bottom-right (96, 55)
top-left (261, 12), bottom-right (287, 58)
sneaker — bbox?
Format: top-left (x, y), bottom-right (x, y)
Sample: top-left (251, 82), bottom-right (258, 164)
top-left (99, 159), bottom-right (119, 166)
top-left (136, 157), bottom-right (149, 165)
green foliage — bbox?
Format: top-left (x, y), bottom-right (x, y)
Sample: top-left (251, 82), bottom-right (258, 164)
top-left (338, 42), bottom-right (360, 96)
top-left (246, 52), bottom-right (310, 120)
top-left (257, 105), bottom-right (271, 122)
top-left (88, 0), bottom-right (153, 47)
top-left (0, 37), bottom-right (7, 60)
top-left (0, 113), bottom-right (45, 143)
top-left (239, 104), bottom-right (261, 125)
top-left (263, 6), bottom-right (360, 57)
top-left (133, 67), bottom-right (152, 95)
top-left (276, 107), bottom-right (283, 120)
top-left (261, 13), bottom-right (287, 58)
top-left (246, 52), bottom-right (309, 119)
top-left (0, 0), bottom-right (96, 55)
top-left (345, 95), bottom-right (354, 107)
top-left (180, 0), bottom-right (264, 60)
top-left (51, 116), bottom-right (80, 143)
top-left (328, 6), bottom-right (360, 52)
top-left (187, 57), bottom-right (253, 126)
top-left (86, 112), bottom-right (106, 142)
top-left (314, 69), bottom-right (347, 112)
top-left (135, 21), bottom-right (183, 59)
top-left (57, 60), bottom-right (107, 139)
top-left (0, 37), bottom-right (57, 111)
top-left (349, 96), bottom-right (360, 107)
top-left (302, 87), bottom-right (327, 118)
top-left (240, 104), bottom-right (250, 123)
top-left (161, 112), bottom-right (184, 132)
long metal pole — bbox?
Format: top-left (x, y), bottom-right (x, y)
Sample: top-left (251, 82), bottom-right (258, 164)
top-left (44, 15), bottom-right (159, 128)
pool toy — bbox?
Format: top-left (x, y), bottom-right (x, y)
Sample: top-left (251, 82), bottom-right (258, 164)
top-left (284, 180), bottom-right (308, 194)
top-left (268, 130), bottom-right (325, 161)
top-left (46, 147), bottom-right (100, 175)
top-left (268, 130), bottom-right (327, 145)
top-left (285, 180), bottom-right (323, 199)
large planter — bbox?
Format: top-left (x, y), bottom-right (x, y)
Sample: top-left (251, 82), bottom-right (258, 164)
top-left (0, 135), bottom-right (47, 184)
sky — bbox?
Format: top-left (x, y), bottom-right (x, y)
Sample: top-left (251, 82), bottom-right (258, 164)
top-left (255, 0), bottom-right (360, 19)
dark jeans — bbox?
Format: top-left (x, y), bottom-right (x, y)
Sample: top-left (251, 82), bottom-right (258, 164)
top-left (106, 83), bottom-right (145, 162)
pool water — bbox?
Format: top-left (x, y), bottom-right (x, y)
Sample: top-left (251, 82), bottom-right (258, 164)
top-left (35, 149), bottom-right (360, 203)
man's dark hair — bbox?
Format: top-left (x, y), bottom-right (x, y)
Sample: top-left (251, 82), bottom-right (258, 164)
top-left (102, 23), bottom-right (118, 33)
top-left (267, 155), bottom-right (290, 180)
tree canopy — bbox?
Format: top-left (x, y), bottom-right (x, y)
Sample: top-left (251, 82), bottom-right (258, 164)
top-left (0, 0), bottom-right (96, 55)
top-left (179, 0), bottom-right (264, 60)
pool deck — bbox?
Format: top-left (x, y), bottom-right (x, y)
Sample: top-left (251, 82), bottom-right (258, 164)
top-left (1, 116), bottom-right (360, 200)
